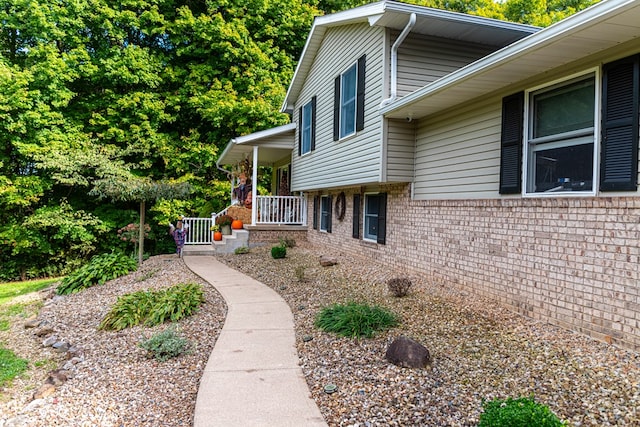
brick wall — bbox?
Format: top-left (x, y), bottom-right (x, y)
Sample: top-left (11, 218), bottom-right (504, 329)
top-left (308, 185), bottom-right (640, 350)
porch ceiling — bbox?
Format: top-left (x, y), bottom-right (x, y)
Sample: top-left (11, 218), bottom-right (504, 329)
top-left (382, 0), bottom-right (640, 120)
top-left (217, 123), bottom-right (296, 167)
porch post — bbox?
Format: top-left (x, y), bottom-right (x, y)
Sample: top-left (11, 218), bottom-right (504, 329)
top-left (251, 145), bottom-right (258, 226)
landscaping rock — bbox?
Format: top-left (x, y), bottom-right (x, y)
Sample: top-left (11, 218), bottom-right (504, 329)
top-left (385, 336), bottom-right (431, 368)
top-left (23, 318), bottom-right (41, 329)
top-left (42, 335), bottom-right (58, 347)
top-left (319, 256), bottom-right (338, 267)
top-left (33, 326), bottom-right (54, 336)
top-left (32, 383), bottom-right (56, 400)
top-left (52, 341), bottom-right (71, 353)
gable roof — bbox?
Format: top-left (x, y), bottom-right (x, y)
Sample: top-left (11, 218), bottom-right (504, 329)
top-left (217, 123), bottom-right (296, 167)
top-left (281, 0), bottom-right (538, 113)
top-left (382, 0), bottom-right (640, 120)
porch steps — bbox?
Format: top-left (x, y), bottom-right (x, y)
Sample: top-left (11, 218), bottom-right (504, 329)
top-left (182, 229), bottom-right (250, 256)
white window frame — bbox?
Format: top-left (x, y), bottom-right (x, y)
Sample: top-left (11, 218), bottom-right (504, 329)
top-left (319, 195), bottom-right (330, 232)
top-left (523, 68), bottom-right (600, 197)
top-left (301, 100), bottom-right (313, 155)
top-left (339, 62), bottom-right (357, 140)
top-left (363, 192), bottom-right (379, 242)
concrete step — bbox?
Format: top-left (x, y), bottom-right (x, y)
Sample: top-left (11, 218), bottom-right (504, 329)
top-left (184, 229), bottom-right (250, 256)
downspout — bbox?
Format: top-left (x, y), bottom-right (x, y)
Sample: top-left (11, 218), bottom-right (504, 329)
top-left (380, 13), bottom-right (416, 108)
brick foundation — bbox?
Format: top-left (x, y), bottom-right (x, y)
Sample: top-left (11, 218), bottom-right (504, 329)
top-left (307, 184), bottom-right (640, 350)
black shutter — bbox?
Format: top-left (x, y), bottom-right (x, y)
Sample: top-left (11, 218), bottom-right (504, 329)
top-left (601, 55), bottom-right (639, 192)
top-left (333, 77), bottom-right (340, 141)
top-left (313, 196), bottom-right (319, 230)
top-left (352, 193), bottom-right (360, 239)
top-left (327, 195), bottom-right (333, 233)
top-left (298, 106), bottom-right (302, 156)
top-left (499, 92), bottom-right (524, 194)
top-left (356, 54), bottom-right (366, 132)
top-left (376, 193), bottom-right (387, 245)
top-left (311, 96), bottom-right (317, 151)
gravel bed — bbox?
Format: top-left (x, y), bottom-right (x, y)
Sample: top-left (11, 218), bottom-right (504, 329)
top-left (217, 243), bottom-right (640, 427)
top-left (1, 245), bottom-right (639, 426)
top-left (0, 255), bottom-right (226, 427)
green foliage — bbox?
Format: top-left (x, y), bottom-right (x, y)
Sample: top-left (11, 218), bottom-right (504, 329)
top-left (234, 246), bottom-right (250, 254)
top-left (271, 244), bottom-right (287, 259)
top-left (479, 396), bottom-right (566, 427)
top-left (139, 326), bottom-right (191, 362)
top-left (215, 215), bottom-right (233, 226)
top-left (0, 277), bottom-right (58, 305)
top-left (315, 302), bottom-right (398, 338)
top-left (99, 283), bottom-right (205, 331)
top-left (56, 252), bottom-right (138, 295)
top-left (0, 346), bottom-right (29, 386)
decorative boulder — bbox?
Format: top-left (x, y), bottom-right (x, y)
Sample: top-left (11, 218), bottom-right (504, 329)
top-left (319, 256), bottom-right (338, 267)
top-left (385, 336), bottom-right (431, 368)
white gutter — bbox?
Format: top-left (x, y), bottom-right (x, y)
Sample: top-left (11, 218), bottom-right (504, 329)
top-left (380, 13), bottom-right (416, 108)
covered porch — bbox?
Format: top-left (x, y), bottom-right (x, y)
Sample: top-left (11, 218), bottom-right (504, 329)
top-left (216, 122), bottom-right (307, 228)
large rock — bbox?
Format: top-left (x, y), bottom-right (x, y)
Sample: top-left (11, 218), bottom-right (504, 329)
top-left (385, 336), bottom-right (431, 368)
top-left (319, 256), bottom-right (338, 267)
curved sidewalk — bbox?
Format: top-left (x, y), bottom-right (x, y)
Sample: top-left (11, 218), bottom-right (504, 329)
top-left (183, 256), bottom-right (327, 427)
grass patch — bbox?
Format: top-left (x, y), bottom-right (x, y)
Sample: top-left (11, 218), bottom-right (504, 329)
top-left (315, 302), bottom-right (398, 338)
top-left (0, 346), bottom-right (29, 386)
top-left (0, 277), bottom-right (59, 305)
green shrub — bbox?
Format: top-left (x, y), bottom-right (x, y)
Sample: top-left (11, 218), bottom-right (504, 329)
top-left (99, 283), bottom-right (205, 331)
top-left (0, 346), bottom-right (29, 386)
top-left (57, 252), bottom-right (138, 295)
top-left (271, 244), bottom-right (286, 259)
top-left (139, 326), bottom-right (191, 362)
top-left (315, 302), bottom-right (398, 338)
top-left (479, 396), bottom-right (566, 427)
top-left (234, 246), bottom-right (250, 254)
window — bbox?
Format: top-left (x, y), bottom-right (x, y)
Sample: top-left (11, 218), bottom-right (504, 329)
top-left (320, 195), bottom-right (332, 232)
top-left (299, 97), bottom-right (316, 155)
top-left (340, 64), bottom-right (357, 138)
top-left (334, 55), bottom-right (366, 141)
top-left (363, 193), bottom-right (386, 244)
top-left (525, 73), bottom-right (597, 194)
top-left (500, 55), bottom-right (639, 195)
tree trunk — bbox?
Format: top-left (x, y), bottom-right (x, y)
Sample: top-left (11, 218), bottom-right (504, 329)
top-left (138, 200), bottom-right (145, 265)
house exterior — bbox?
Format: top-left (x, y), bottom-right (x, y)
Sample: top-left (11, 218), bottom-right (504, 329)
top-left (218, 0), bottom-right (640, 350)
top-left (276, 0), bottom-right (640, 350)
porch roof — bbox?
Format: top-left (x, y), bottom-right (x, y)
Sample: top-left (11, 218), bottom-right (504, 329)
top-left (382, 0), bottom-right (640, 120)
top-left (217, 123), bottom-right (296, 167)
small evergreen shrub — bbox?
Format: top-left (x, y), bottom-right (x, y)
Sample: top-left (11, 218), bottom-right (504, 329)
top-left (271, 244), bottom-right (286, 259)
top-left (479, 396), bottom-right (566, 427)
top-left (315, 302), bottom-right (398, 338)
top-left (139, 326), bottom-right (190, 362)
top-left (388, 277), bottom-right (412, 297)
top-left (57, 252), bottom-right (138, 295)
top-left (99, 283), bottom-right (205, 331)
top-left (234, 246), bottom-right (250, 254)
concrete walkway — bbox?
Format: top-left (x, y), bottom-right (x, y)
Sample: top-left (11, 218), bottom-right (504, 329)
top-left (183, 256), bottom-right (327, 427)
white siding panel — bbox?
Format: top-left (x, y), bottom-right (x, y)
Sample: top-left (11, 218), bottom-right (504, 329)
top-left (291, 24), bottom-right (385, 192)
top-left (395, 33), bottom-right (496, 97)
top-left (414, 99), bottom-right (503, 200)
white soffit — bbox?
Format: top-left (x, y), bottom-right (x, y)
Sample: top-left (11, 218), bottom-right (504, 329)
top-left (217, 123), bottom-right (296, 167)
top-left (382, 0), bottom-right (640, 120)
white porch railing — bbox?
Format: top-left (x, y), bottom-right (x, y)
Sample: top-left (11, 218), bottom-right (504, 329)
top-left (182, 196), bottom-right (306, 245)
top-left (255, 196), bottom-right (307, 225)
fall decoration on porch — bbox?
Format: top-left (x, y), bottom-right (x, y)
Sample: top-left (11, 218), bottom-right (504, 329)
top-left (213, 231), bottom-right (222, 241)
top-left (231, 219), bottom-right (243, 229)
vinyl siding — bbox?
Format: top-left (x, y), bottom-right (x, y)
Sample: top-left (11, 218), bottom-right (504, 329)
top-left (291, 24), bottom-right (385, 192)
top-left (414, 98), bottom-right (503, 200)
top-left (385, 118), bottom-right (415, 182)
top-left (395, 32), bottom-right (496, 97)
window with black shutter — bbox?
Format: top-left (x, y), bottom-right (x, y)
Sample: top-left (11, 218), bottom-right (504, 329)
top-left (499, 92), bottom-right (524, 194)
top-left (334, 55), bottom-right (366, 140)
top-left (601, 55), bottom-right (639, 191)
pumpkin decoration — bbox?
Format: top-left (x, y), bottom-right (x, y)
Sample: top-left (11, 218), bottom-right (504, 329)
top-left (231, 219), bottom-right (244, 230)
top-left (213, 231), bottom-right (223, 241)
